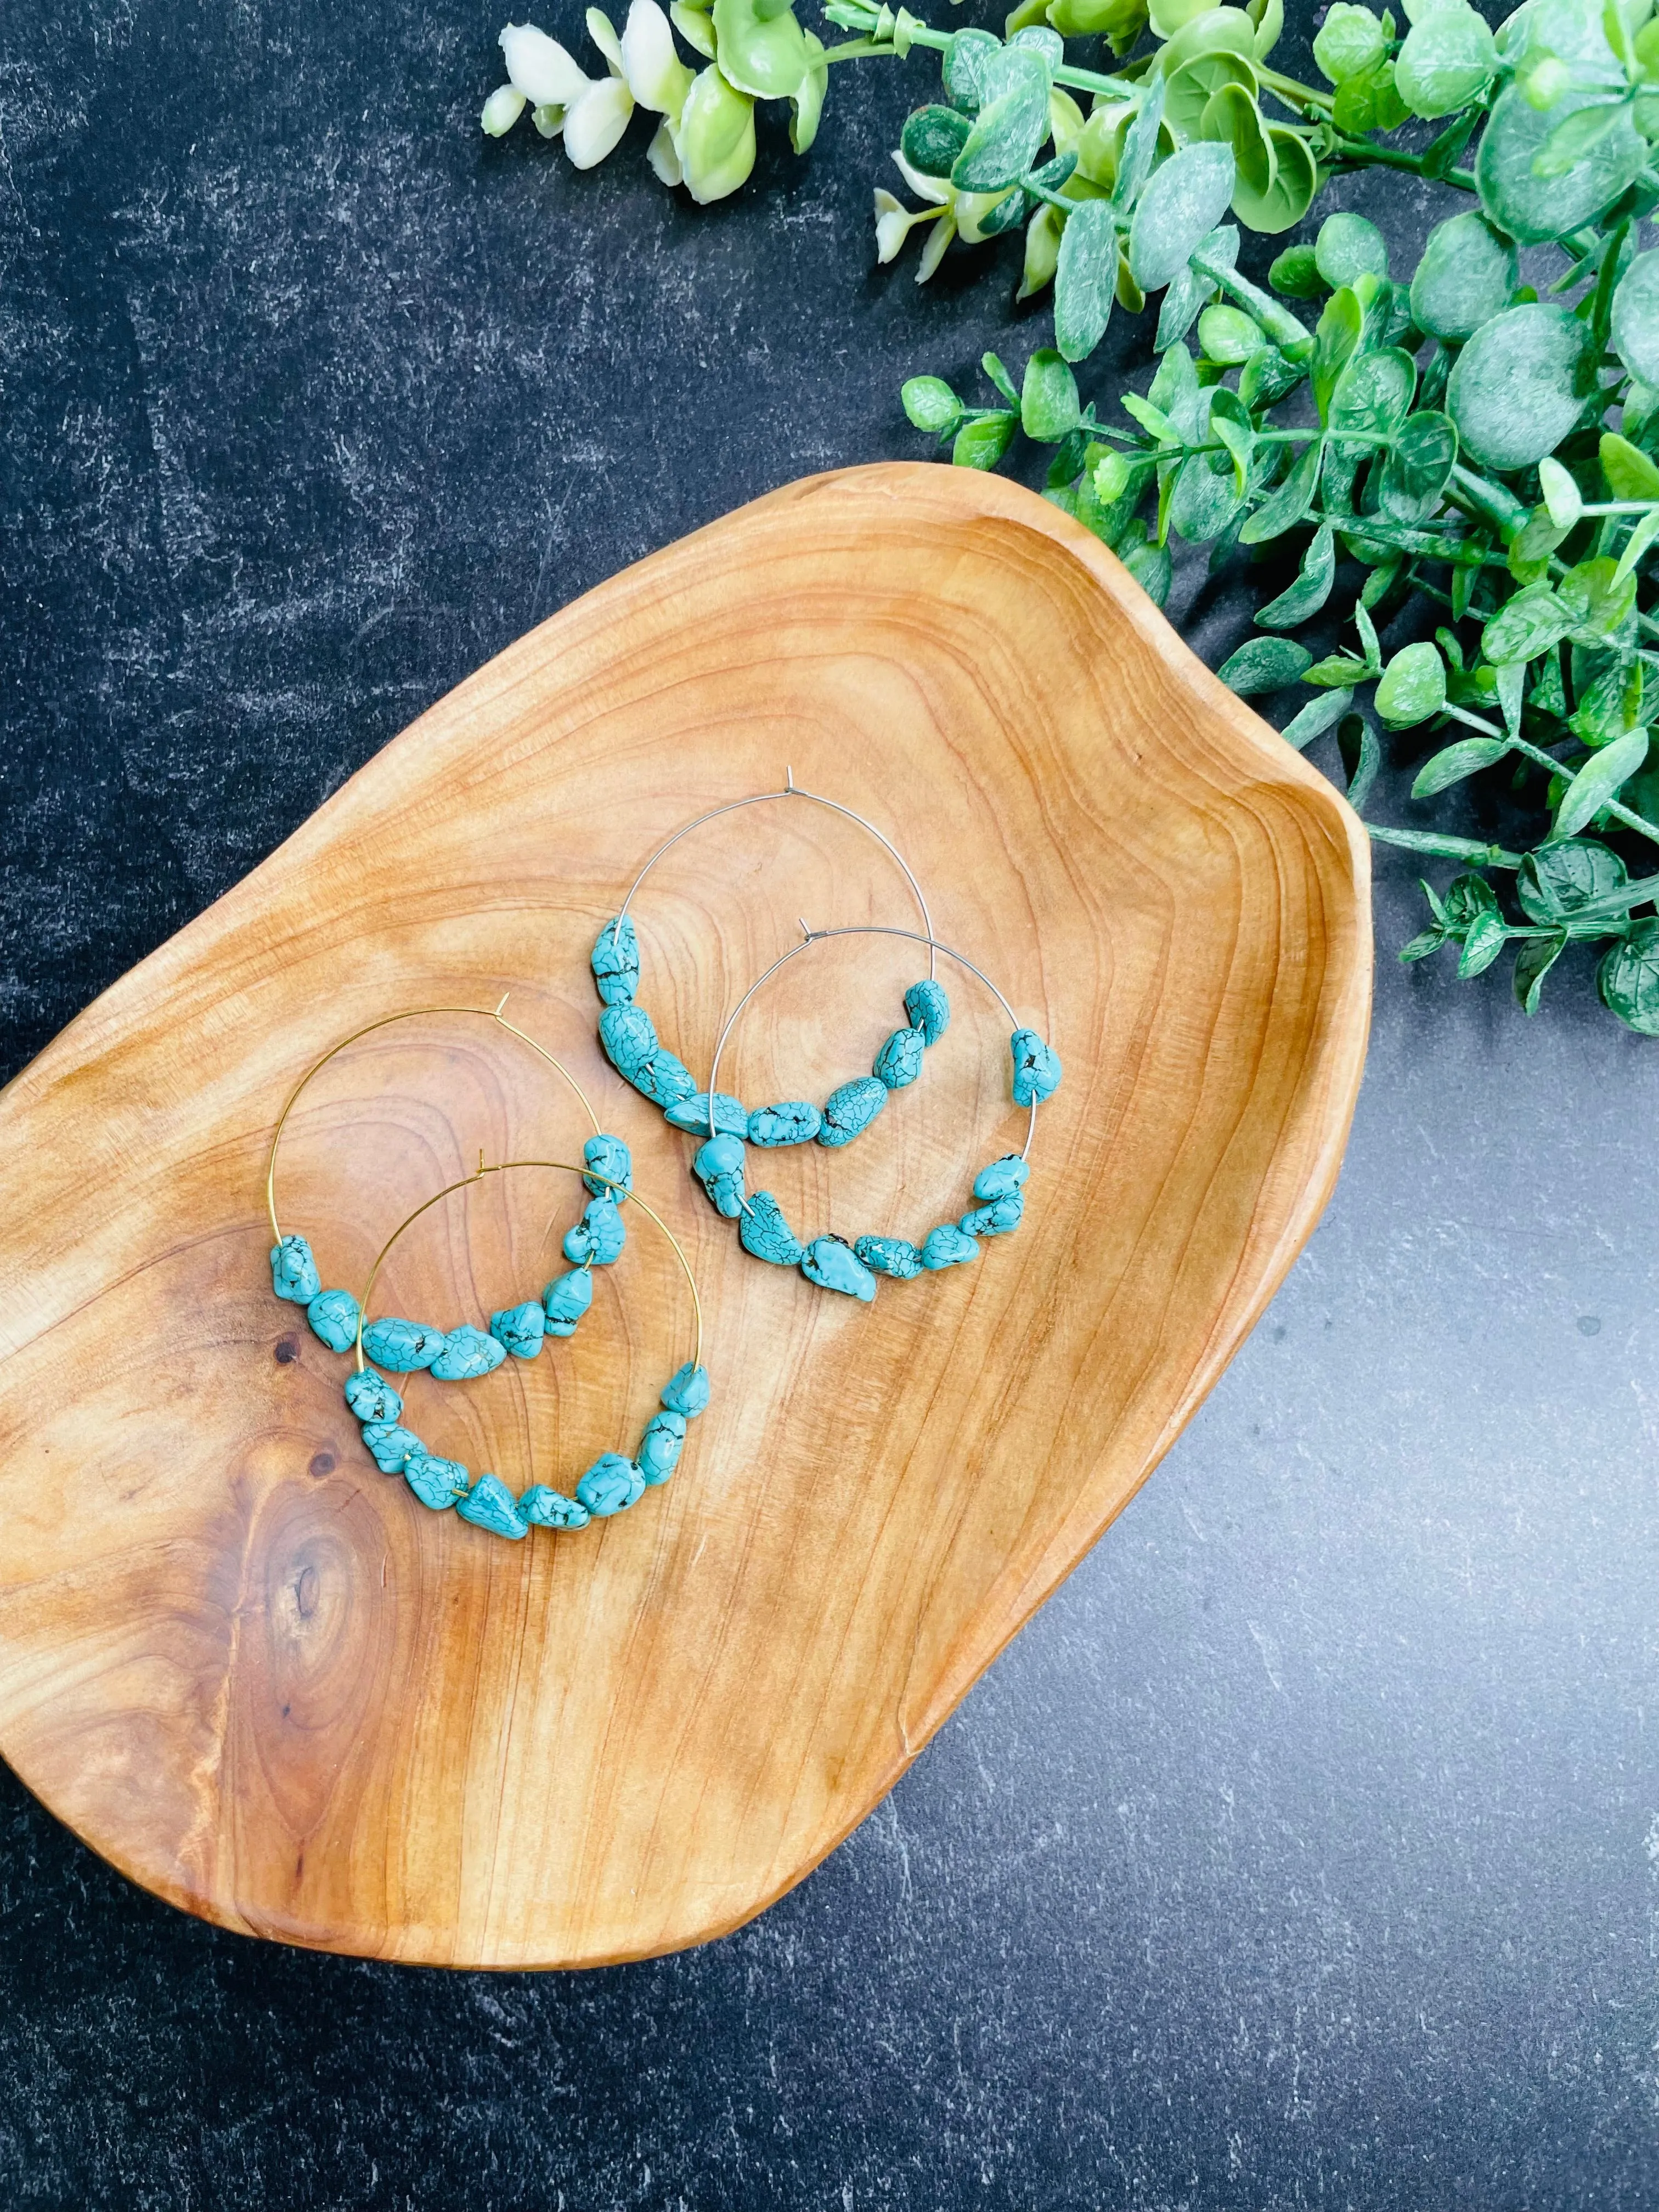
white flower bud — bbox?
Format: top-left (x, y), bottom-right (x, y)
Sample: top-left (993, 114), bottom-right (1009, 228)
top-left (647, 116), bottom-right (684, 184)
top-left (563, 74), bottom-right (635, 166)
top-left (532, 102), bottom-right (566, 137)
top-left (623, 0), bottom-right (695, 115)
top-left (916, 209), bottom-right (956, 283)
top-left (873, 189), bottom-right (912, 264)
top-left (500, 22), bottom-right (592, 106)
top-left (586, 7), bottom-right (627, 73)
top-left (481, 84), bottom-right (529, 134)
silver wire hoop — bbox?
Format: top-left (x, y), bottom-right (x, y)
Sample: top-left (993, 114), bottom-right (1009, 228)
top-left (616, 768), bottom-right (939, 983)
top-left (707, 924), bottom-right (1041, 1170)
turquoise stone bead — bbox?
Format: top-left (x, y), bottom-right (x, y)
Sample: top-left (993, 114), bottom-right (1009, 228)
top-left (345, 1368), bottom-right (402, 1423)
top-left (873, 1026), bottom-right (924, 1090)
top-left (740, 1190), bottom-right (804, 1267)
top-left (961, 1192), bottom-right (1024, 1238)
top-left (270, 1235), bottom-right (321, 1304)
top-left (854, 1234), bottom-right (924, 1280)
top-left (543, 1267), bottom-right (594, 1337)
top-left (748, 1101), bottom-right (822, 1147)
top-left (574, 1193), bottom-right (627, 1265)
top-left (583, 1131), bottom-right (633, 1202)
top-left (973, 1153), bottom-right (1030, 1202)
top-left (599, 1002), bottom-right (656, 1077)
top-left (665, 1091), bottom-right (748, 1138)
top-left (1010, 1028), bottom-right (1062, 1105)
top-left (921, 1222), bottom-right (979, 1270)
top-left (636, 1408), bottom-right (687, 1485)
top-left (692, 1133), bottom-right (747, 1218)
top-left (904, 978), bottom-right (951, 1043)
top-left (818, 1076), bottom-right (887, 1148)
top-left (457, 1471), bottom-right (530, 1539)
top-left (306, 1289), bottom-right (360, 1353)
top-left (635, 1045), bottom-right (698, 1110)
top-left (430, 1324), bottom-right (506, 1381)
top-left (591, 915), bottom-right (640, 1006)
top-left (520, 1485), bottom-right (591, 1529)
top-left (362, 1317), bottom-right (444, 1373)
top-left (361, 1420), bottom-right (423, 1473)
top-left (576, 1452), bottom-right (645, 1517)
top-left (403, 1452), bottom-right (471, 1510)
top-left (490, 1300), bottom-right (545, 1360)
top-left (802, 1235), bottom-right (878, 1301)
top-left (662, 1362), bottom-right (710, 1418)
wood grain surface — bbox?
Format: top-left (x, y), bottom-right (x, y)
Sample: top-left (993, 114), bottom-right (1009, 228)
top-left (0, 463), bottom-right (1370, 1966)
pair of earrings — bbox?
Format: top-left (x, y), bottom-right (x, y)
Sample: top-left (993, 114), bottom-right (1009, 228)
top-left (266, 1000), bottom-right (710, 1542)
top-left (589, 775), bottom-right (1062, 1306)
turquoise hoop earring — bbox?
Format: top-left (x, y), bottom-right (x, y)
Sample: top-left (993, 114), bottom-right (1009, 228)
top-left (264, 997), bottom-right (634, 1371)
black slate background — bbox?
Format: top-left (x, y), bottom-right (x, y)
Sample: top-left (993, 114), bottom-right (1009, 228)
top-left (4, 2), bottom-right (1659, 2206)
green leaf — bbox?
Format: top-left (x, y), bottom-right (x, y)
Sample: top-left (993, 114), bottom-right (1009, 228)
top-left (1599, 429), bottom-right (1659, 500)
top-left (1412, 735), bottom-right (1510, 798)
top-left (1020, 347), bottom-right (1081, 439)
top-left (1379, 410), bottom-right (1458, 523)
top-left (1476, 83), bottom-right (1646, 246)
top-left (1305, 652), bottom-right (1372, 687)
top-left (1613, 506), bottom-right (1659, 587)
top-left (1280, 684), bottom-right (1353, 748)
top-left (1198, 303), bottom-right (1266, 364)
top-left (1551, 725), bottom-right (1650, 840)
top-left (1314, 211), bottom-right (1387, 291)
top-left (1513, 930), bottom-right (1567, 1014)
top-left (1269, 242), bottom-right (1324, 299)
top-left (1482, 582), bottom-right (1574, 665)
top-left (1559, 556), bottom-right (1638, 644)
top-left (1128, 142), bottom-right (1237, 292)
top-left (951, 412), bottom-right (1018, 469)
top-left (1395, 2), bottom-right (1496, 117)
top-left (902, 376), bottom-right (963, 436)
top-left (1238, 343), bottom-right (1304, 409)
top-left (1367, 825), bottom-right (1523, 864)
top-left (1256, 523), bottom-right (1335, 628)
top-left (1458, 909), bottom-right (1509, 977)
top-left (1598, 917), bottom-right (1659, 1032)
top-left (1170, 448), bottom-right (1245, 541)
top-left (942, 26), bottom-right (1001, 112)
top-left (1329, 347), bottom-right (1416, 443)
top-left (1338, 711), bottom-right (1381, 810)
top-left (710, 0), bottom-right (811, 98)
top-left (1399, 926), bottom-right (1449, 964)
top-left (1231, 127), bottom-right (1317, 235)
top-left (1533, 97), bottom-right (1626, 181)
top-left (1537, 455), bottom-right (1583, 531)
top-left (1119, 527), bottom-right (1173, 606)
top-left (1312, 1), bottom-right (1385, 84)
top-left (1113, 75), bottom-right (1167, 213)
top-left (1240, 437), bottom-right (1321, 543)
top-left (1209, 386), bottom-right (1254, 491)
top-left (952, 48), bottom-right (1051, 193)
top-left (1054, 199), bottom-right (1120, 362)
top-left (981, 351), bottom-right (1020, 405)
top-left (1445, 304), bottom-right (1599, 472)
top-left (1311, 287), bottom-right (1363, 425)
top-left (1610, 250), bottom-right (1659, 388)
top-left (1517, 838), bottom-right (1630, 923)
top-left (1217, 634), bottom-right (1313, 694)
top-left (901, 105), bottom-right (973, 178)
top-left (1375, 640), bottom-right (1447, 728)
top-left (1164, 49), bottom-right (1257, 139)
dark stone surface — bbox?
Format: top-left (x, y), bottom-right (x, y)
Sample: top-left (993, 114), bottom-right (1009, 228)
top-left (3, 2), bottom-right (1657, 2205)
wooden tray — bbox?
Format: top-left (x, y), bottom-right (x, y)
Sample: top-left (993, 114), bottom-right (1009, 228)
top-left (0, 464), bottom-right (1370, 1966)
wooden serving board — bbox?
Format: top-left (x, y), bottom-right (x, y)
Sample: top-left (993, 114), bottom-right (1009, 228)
top-left (0, 464), bottom-right (1369, 1966)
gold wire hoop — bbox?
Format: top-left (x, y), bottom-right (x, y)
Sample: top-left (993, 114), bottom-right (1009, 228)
top-left (265, 996), bottom-right (600, 1248)
top-left (353, 1160), bottom-right (703, 1378)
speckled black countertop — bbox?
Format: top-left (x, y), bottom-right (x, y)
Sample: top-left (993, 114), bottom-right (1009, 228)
top-left (2, 2), bottom-right (1656, 2205)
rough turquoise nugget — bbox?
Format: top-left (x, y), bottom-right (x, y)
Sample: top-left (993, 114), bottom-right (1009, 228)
top-left (599, 1001), bottom-right (656, 1079)
top-left (520, 1485), bottom-right (591, 1529)
top-left (543, 1267), bottom-right (594, 1336)
top-left (636, 1409), bottom-right (686, 1485)
top-left (973, 1154), bottom-right (1030, 1202)
top-left (921, 1223), bottom-right (979, 1270)
top-left (802, 1235), bottom-right (878, 1302)
top-left (345, 1368), bottom-right (402, 1423)
top-left (270, 1235), bottom-right (321, 1304)
top-left (403, 1452), bottom-right (471, 1510)
top-left (306, 1288), bottom-right (360, 1352)
top-left (360, 1420), bottom-right (424, 1473)
top-left (662, 1362), bottom-right (710, 1418)
top-left (748, 1101), bottom-right (821, 1146)
top-left (961, 1192), bottom-right (1024, 1238)
top-left (362, 1317), bottom-right (444, 1372)
top-left (873, 1026), bottom-right (925, 1090)
top-left (904, 978), bottom-right (951, 1044)
top-left (583, 1131), bottom-right (633, 1202)
top-left (490, 1300), bottom-right (546, 1360)
top-left (564, 1194), bottom-right (626, 1267)
top-left (1009, 1028), bottom-right (1062, 1105)
top-left (818, 1076), bottom-right (887, 1148)
top-left (430, 1323), bottom-right (506, 1381)
top-left (590, 915), bottom-right (640, 1006)
top-left (740, 1190), bottom-right (804, 1267)
top-left (665, 1091), bottom-right (748, 1138)
top-left (577, 1452), bottom-right (645, 1517)
top-left (457, 1472), bottom-right (530, 1539)
top-left (634, 1045), bottom-right (698, 1110)
top-left (693, 1133), bottom-right (747, 1218)
top-left (854, 1234), bottom-right (924, 1280)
